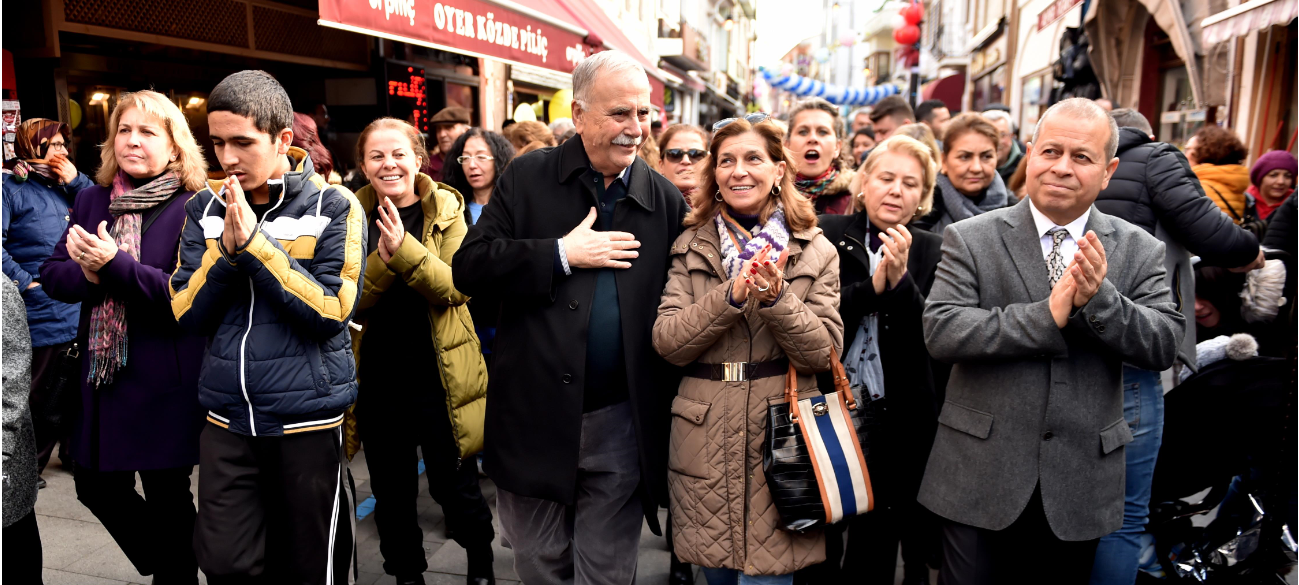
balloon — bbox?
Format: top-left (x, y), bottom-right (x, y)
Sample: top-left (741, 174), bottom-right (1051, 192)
top-left (548, 88), bottom-right (573, 121)
top-left (890, 13), bottom-right (907, 30)
top-left (814, 47), bottom-right (831, 64)
top-left (513, 103), bottom-right (537, 122)
top-left (894, 24), bottom-right (921, 45)
top-left (780, 62), bottom-right (795, 77)
top-left (532, 102), bottom-right (545, 119)
top-left (840, 34), bottom-right (857, 47)
top-left (903, 2), bottom-right (924, 25)
top-left (68, 99), bottom-right (82, 130)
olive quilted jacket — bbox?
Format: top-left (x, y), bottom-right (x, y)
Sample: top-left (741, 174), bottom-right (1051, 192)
top-left (652, 218), bottom-right (843, 576)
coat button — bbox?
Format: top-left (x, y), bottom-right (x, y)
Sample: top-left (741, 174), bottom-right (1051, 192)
top-left (839, 241), bottom-right (845, 246)
top-left (562, 374), bottom-right (573, 384)
top-left (1043, 431), bottom-right (1054, 441)
top-left (846, 245), bottom-right (854, 250)
top-left (1097, 325), bottom-right (1106, 333)
top-left (569, 300), bottom-right (579, 310)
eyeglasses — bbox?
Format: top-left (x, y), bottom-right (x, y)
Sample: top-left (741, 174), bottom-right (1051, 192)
top-left (664, 148), bottom-right (707, 164)
top-left (456, 154), bottom-right (494, 164)
top-left (712, 112), bottom-right (770, 132)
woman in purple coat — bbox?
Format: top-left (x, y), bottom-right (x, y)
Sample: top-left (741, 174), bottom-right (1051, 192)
top-left (40, 90), bottom-right (209, 585)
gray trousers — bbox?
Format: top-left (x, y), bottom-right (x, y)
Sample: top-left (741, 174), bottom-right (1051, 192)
top-left (497, 401), bottom-right (642, 585)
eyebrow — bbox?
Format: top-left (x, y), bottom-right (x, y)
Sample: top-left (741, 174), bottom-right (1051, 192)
top-left (211, 134), bottom-right (258, 142)
top-left (607, 106), bottom-right (632, 116)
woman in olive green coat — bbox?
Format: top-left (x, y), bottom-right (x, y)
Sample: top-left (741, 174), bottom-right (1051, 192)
top-left (348, 118), bottom-right (493, 585)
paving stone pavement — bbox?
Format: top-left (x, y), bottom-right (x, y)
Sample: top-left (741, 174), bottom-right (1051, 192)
top-left (34, 450), bottom-right (933, 585)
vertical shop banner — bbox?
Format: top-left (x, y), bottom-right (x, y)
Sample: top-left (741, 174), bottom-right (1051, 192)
top-left (319, 0), bottom-right (592, 74)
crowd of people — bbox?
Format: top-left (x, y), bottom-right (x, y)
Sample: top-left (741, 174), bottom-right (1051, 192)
top-left (1, 48), bottom-right (1294, 585)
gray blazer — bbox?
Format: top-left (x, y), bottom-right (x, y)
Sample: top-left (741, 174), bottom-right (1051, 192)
top-left (2, 278), bottom-right (38, 527)
top-left (919, 199), bottom-right (1185, 541)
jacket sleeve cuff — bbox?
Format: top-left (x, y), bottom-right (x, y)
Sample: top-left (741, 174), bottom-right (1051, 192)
top-left (554, 239), bottom-right (572, 276)
top-left (386, 233), bottom-right (426, 274)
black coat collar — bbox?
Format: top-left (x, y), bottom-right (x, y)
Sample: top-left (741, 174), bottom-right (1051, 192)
top-left (556, 134), bottom-right (655, 212)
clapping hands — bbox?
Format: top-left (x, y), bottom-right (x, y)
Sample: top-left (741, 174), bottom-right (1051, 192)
top-left (66, 220), bottom-right (126, 284)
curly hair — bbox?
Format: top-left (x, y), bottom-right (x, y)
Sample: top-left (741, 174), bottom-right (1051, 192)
top-left (685, 118), bottom-right (817, 232)
top-left (503, 121), bottom-right (554, 151)
top-left (1191, 126), bottom-right (1248, 166)
top-left (441, 128), bottom-right (515, 199)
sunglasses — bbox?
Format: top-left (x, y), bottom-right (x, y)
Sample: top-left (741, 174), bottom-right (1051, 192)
top-left (664, 148), bottom-right (707, 164)
top-left (712, 112), bottom-right (770, 132)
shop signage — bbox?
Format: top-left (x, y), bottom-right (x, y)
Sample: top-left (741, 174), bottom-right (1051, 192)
top-left (1037, 0), bottom-right (1084, 31)
top-left (970, 36), bottom-right (1006, 77)
top-left (319, 0), bottom-right (595, 74)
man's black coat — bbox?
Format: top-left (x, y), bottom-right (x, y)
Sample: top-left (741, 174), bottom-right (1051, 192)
top-left (452, 136), bottom-right (687, 529)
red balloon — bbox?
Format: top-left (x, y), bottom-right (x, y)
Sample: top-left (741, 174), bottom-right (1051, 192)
top-left (903, 2), bottom-right (924, 25)
top-left (894, 24), bottom-right (921, 45)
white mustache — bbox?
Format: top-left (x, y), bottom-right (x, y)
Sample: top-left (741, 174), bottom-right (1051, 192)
top-left (612, 134), bottom-right (642, 147)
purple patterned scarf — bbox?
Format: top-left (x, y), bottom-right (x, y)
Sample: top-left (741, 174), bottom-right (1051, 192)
top-left (87, 170), bottom-right (181, 388)
top-left (715, 202), bottom-right (790, 280)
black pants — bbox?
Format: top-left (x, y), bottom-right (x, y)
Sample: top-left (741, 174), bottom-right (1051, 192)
top-left (3, 510), bottom-right (43, 584)
top-left (75, 465), bottom-right (198, 583)
top-left (357, 400), bottom-right (494, 577)
top-left (30, 341), bottom-right (79, 472)
top-left (834, 501), bottom-right (936, 584)
top-left (194, 424), bottom-right (356, 585)
top-left (938, 487), bottom-right (1099, 585)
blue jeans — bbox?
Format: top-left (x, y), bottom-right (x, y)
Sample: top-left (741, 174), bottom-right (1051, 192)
top-left (701, 568), bottom-right (793, 585)
top-left (1089, 366), bottom-right (1165, 585)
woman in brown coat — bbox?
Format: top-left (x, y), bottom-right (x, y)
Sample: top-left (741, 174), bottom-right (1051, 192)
top-left (653, 115), bottom-right (844, 584)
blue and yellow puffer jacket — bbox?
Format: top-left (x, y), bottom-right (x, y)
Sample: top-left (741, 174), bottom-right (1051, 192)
top-left (169, 148), bottom-right (366, 437)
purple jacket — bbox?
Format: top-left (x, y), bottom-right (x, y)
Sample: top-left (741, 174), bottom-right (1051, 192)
top-left (40, 185), bottom-right (205, 472)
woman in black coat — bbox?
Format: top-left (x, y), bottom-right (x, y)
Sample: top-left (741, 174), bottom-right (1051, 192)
top-left (816, 135), bottom-right (944, 585)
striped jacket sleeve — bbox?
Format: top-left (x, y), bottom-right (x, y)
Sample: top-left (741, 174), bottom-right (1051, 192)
top-left (170, 190), bottom-right (242, 335)
top-left (236, 188), bottom-right (367, 339)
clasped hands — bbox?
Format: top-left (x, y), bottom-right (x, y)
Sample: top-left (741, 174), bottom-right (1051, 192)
top-left (871, 224), bottom-right (912, 295)
top-left (1049, 230), bottom-right (1108, 328)
top-left (65, 220), bottom-right (126, 285)
top-left (221, 175), bottom-right (257, 257)
top-left (730, 244), bottom-right (784, 306)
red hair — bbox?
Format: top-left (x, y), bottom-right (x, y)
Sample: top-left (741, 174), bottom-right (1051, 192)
top-left (292, 112), bottom-right (334, 178)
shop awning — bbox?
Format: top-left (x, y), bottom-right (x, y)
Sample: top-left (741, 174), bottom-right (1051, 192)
top-left (1201, 0), bottom-right (1298, 45)
top-left (318, 0), bottom-right (597, 74)
top-left (551, 0), bottom-right (673, 89)
top-left (1085, 0), bottom-right (1204, 106)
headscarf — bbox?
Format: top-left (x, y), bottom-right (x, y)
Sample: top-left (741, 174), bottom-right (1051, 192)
top-left (86, 170), bottom-right (181, 388)
top-left (8, 119), bottom-right (70, 186)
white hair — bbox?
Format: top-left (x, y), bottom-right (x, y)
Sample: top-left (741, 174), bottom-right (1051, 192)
top-left (549, 118), bottom-right (574, 133)
top-left (572, 51), bottom-right (646, 106)
top-left (981, 109), bottom-right (1013, 125)
top-left (1031, 98), bottom-right (1120, 161)
top-left (850, 107), bottom-right (873, 121)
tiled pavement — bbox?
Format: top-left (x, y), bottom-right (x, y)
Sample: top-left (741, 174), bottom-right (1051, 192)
top-left (34, 450), bottom-right (926, 585)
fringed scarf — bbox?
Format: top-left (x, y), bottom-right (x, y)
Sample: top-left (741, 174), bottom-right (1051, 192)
top-left (86, 170), bottom-right (181, 388)
top-left (715, 202), bottom-right (790, 280)
top-left (8, 119), bottom-right (68, 186)
top-left (794, 166), bottom-right (840, 201)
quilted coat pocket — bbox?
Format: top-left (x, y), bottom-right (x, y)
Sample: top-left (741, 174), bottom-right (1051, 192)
top-left (1099, 416), bottom-right (1135, 455)
top-left (937, 401), bottom-right (994, 440)
top-left (668, 396), bottom-right (713, 479)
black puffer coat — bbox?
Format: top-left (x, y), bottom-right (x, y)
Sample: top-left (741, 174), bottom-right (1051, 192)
top-left (1095, 127), bottom-right (1260, 368)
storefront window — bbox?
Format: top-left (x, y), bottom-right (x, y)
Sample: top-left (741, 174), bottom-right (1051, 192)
top-left (972, 65), bottom-right (1006, 112)
top-left (1019, 71), bottom-right (1050, 140)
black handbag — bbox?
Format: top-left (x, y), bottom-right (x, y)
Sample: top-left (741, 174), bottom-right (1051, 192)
top-left (1206, 183), bottom-right (1269, 238)
top-left (763, 348), bottom-right (880, 533)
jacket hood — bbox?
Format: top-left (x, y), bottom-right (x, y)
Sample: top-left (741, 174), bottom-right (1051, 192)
top-left (354, 173), bottom-right (466, 232)
top-left (824, 167), bottom-right (856, 197)
top-left (1194, 163), bottom-right (1251, 192)
top-left (1116, 127), bottom-right (1153, 155)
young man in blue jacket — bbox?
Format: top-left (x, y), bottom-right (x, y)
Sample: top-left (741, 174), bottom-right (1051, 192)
top-left (169, 70), bottom-right (366, 584)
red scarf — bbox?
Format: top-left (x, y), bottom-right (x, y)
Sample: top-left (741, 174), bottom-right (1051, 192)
top-left (1248, 184), bottom-right (1293, 221)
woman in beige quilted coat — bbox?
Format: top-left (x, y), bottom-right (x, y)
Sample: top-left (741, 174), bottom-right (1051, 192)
top-left (652, 115), bottom-right (844, 584)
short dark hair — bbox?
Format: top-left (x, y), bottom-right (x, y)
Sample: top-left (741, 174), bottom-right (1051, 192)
top-left (1110, 108), bottom-right (1153, 136)
top-left (869, 96), bottom-right (914, 124)
top-left (442, 128), bottom-right (515, 197)
top-left (208, 70), bottom-right (293, 136)
top-left (915, 99), bottom-right (948, 123)
top-left (853, 126), bottom-right (876, 142)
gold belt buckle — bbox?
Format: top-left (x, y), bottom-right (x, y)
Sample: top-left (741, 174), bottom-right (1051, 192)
top-left (722, 362), bottom-right (747, 382)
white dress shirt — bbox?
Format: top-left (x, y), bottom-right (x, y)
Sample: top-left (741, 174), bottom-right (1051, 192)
top-left (1028, 199), bottom-right (1091, 264)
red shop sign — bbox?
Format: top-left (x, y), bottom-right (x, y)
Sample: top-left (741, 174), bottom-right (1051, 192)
top-left (319, 0), bottom-right (594, 74)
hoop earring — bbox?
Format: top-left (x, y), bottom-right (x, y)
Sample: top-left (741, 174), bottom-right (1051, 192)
top-left (772, 184), bottom-right (781, 197)
top-left (715, 190), bottom-right (723, 202)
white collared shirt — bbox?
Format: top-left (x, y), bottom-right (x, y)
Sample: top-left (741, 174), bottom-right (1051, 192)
top-left (1027, 199), bottom-right (1091, 264)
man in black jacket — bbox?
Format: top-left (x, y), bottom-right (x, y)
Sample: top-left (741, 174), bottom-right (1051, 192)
top-left (1088, 108), bottom-right (1262, 584)
top-left (452, 50), bottom-right (687, 584)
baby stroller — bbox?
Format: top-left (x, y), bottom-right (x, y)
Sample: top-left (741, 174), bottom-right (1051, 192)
top-left (1138, 356), bottom-right (1297, 583)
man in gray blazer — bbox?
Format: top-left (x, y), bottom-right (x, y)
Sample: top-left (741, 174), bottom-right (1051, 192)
top-left (919, 98), bottom-right (1185, 584)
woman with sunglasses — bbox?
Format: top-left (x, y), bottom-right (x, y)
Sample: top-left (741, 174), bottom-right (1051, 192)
top-left (654, 114), bottom-right (843, 585)
top-left (656, 124), bottom-right (710, 207)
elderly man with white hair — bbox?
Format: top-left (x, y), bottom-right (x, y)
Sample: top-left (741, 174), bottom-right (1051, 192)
top-left (920, 98), bottom-right (1185, 584)
top-left (453, 50), bottom-right (688, 584)
top-left (550, 117), bottom-right (575, 144)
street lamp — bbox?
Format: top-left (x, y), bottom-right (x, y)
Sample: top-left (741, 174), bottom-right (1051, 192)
top-left (723, 17), bottom-right (734, 31)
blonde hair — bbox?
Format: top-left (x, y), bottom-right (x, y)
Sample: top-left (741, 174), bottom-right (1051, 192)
top-left (892, 123), bottom-right (942, 168)
top-left (504, 121), bottom-right (555, 151)
top-left (684, 118), bottom-right (817, 232)
top-left (858, 134), bottom-right (938, 219)
top-left (97, 90), bottom-right (207, 191)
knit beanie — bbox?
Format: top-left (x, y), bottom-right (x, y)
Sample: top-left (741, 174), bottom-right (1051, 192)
top-left (1249, 150), bottom-right (1298, 188)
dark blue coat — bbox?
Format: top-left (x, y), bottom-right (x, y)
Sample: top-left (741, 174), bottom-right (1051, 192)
top-left (39, 184), bottom-right (206, 471)
top-left (3, 173), bottom-right (91, 347)
top-left (168, 149), bottom-right (365, 437)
